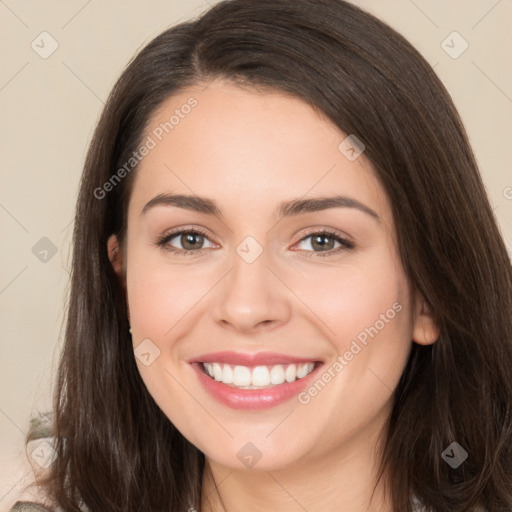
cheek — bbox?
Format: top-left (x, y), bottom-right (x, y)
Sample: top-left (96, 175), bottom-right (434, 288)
top-left (327, 266), bottom-right (413, 406)
top-left (289, 253), bottom-right (414, 420)
top-left (294, 271), bottom-right (412, 448)
top-left (126, 253), bottom-right (217, 340)
top-left (126, 260), bottom-right (202, 417)
top-left (288, 257), bottom-right (411, 352)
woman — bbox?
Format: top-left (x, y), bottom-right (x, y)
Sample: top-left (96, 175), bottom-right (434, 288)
top-left (11, 0), bottom-right (512, 510)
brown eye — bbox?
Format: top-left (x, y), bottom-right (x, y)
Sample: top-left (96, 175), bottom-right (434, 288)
top-left (295, 230), bottom-right (355, 257)
top-left (179, 232), bottom-right (205, 250)
top-left (310, 234), bottom-right (336, 251)
top-left (156, 229), bottom-right (215, 255)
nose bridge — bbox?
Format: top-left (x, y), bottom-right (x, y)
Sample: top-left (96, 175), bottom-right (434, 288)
top-left (232, 236), bottom-right (269, 293)
top-left (212, 234), bottom-right (291, 331)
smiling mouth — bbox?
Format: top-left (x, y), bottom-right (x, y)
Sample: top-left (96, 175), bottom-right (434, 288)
top-left (200, 361), bottom-right (319, 389)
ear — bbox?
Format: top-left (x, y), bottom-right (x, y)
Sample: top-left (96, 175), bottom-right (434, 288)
top-left (107, 234), bottom-right (125, 289)
top-left (108, 234), bottom-right (131, 321)
top-left (412, 291), bottom-right (440, 345)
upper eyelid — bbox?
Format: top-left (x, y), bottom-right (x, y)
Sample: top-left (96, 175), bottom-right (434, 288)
top-left (294, 226), bottom-right (354, 244)
top-left (162, 226), bottom-right (217, 245)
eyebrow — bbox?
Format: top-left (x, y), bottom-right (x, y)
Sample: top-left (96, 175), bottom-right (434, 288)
top-left (140, 193), bottom-right (380, 222)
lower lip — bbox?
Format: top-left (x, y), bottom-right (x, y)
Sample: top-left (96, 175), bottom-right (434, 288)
top-left (191, 362), bottom-right (323, 410)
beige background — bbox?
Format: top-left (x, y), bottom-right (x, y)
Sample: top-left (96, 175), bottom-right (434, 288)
top-left (1, 0), bottom-right (511, 509)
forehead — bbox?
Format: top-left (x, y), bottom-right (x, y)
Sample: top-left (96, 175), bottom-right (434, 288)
top-left (128, 79), bottom-right (391, 226)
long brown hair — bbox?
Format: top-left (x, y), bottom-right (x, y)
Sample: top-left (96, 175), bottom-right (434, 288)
top-left (23, 0), bottom-right (512, 510)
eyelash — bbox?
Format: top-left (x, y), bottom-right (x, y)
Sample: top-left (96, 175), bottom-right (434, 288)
top-left (155, 227), bottom-right (355, 258)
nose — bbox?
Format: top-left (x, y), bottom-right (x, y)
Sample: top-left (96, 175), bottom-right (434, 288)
top-left (212, 246), bottom-right (292, 334)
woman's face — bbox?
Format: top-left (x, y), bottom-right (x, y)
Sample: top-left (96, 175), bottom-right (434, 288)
top-left (109, 79), bottom-right (438, 472)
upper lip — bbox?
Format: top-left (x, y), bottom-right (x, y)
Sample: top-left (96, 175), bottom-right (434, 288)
top-left (188, 351), bottom-right (323, 366)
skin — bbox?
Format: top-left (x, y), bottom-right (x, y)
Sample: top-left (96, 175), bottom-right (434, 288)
top-left (108, 78), bottom-right (439, 512)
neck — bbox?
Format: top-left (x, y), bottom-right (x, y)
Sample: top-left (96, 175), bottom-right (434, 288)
top-left (200, 404), bottom-right (393, 512)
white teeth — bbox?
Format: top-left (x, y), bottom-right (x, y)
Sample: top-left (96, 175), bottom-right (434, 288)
top-left (285, 364), bottom-right (297, 383)
top-left (204, 363), bottom-right (214, 378)
top-left (297, 363), bottom-right (309, 379)
top-left (213, 363), bottom-right (223, 381)
top-left (270, 364), bottom-right (285, 385)
top-left (251, 366), bottom-right (270, 386)
top-left (201, 361), bottom-right (316, 389)
top-left (222, 364), bottom-right (233, 384)
top-left (233, 365), bottom-right (252, 386)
